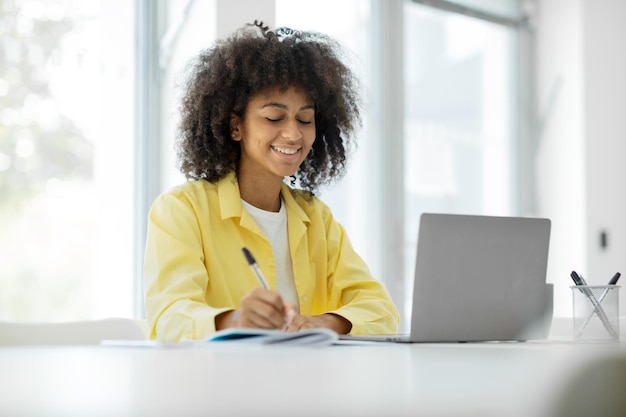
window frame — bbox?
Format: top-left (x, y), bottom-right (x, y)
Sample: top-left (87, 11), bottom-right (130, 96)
top-left (134, 0), bottom-right (166, 318)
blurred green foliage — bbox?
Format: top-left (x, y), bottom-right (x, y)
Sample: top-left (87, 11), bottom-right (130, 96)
top-left (0, 0), bottom-right (93, 213)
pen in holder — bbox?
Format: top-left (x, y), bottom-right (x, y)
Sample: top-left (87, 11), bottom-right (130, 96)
top-left (571, 285), bottom-right (620, 341)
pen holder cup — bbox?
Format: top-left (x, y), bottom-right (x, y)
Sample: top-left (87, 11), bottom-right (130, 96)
top-left (571, 285), bottom-right (620, 342)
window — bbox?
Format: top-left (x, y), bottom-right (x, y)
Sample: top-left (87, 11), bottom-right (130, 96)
top-left (0, 0), bottom-right (135, 321)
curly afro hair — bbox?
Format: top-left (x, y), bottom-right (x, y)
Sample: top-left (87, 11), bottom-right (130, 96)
top-left (175, 20), bottom-right (363, 193)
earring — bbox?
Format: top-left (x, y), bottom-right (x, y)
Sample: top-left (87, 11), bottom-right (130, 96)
top-left (231, 133), bottom-right (236, 138)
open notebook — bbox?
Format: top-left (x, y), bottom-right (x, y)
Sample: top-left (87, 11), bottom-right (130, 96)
top-left (340, 213), bottom-right (552, 343)
top-left (206, 327), bottom-right (338, 345)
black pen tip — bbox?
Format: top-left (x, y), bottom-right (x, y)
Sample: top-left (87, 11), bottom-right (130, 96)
top-left (570, 271), bottom-right (582, 285)
top-left (241, 247), bottom-right (255, 265)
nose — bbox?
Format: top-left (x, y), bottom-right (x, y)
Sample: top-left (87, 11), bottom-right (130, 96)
top-left (281, 119), bottom-right (303, 141)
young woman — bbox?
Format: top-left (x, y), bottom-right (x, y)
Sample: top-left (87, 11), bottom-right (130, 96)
top-left (144, 21), bottom-right (399, 342)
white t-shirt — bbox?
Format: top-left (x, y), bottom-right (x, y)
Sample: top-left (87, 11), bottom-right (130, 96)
top-left (241, 199), bottom-right (300, 310)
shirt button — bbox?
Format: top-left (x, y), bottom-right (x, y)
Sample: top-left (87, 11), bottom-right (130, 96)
top-left (301, 295), bottom-right (308, 302)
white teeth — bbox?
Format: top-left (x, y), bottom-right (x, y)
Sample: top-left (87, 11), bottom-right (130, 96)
top-left (273, 146), bottom-right (298, 155)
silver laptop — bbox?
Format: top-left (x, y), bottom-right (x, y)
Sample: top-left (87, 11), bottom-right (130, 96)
top-left (340, 213), bottom-right (552, 343)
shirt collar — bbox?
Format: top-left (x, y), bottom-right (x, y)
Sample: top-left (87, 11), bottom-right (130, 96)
top-left (217, 171), bottom-right (243, 220)
top-left (217, 171), bottom-right (310, 226)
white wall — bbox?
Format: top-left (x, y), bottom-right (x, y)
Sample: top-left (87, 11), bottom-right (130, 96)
top-left (535, 0), bottom-right (626, 317)
top-left (584, 0), bottom-right (626, 289)
top-left (216, 0), bottom-right (275, 38)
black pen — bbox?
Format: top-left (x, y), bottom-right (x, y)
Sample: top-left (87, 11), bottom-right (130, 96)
top-left (597, 272), bottom-right (621, 303)
top-left (241, 247), bottom-right (270, 289)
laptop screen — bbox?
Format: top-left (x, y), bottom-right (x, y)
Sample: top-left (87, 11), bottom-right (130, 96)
top-left (409, 213), bottom-right (551, 342)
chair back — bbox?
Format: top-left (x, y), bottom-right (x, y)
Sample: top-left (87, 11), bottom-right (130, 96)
top-left (0, 318), bottom-right (147, 346)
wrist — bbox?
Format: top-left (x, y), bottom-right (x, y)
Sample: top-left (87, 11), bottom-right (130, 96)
top-left (215, 310), bottom-right (238, 330)
top-left (325, 313), bottom-right (352, 334)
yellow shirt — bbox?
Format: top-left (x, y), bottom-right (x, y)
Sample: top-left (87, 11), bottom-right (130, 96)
top-left (144, 172), bottom-right (400, 341)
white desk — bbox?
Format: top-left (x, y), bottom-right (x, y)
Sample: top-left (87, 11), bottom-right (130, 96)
top-left (1, 340), bottom-right (625, 417)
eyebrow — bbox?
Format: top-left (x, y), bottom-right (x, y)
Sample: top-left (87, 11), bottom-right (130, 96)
top-left (261, 102), bottom-right (315, 111)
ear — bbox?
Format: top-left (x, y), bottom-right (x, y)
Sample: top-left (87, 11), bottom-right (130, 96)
top-left (230, 114), bottom-right (242, 141)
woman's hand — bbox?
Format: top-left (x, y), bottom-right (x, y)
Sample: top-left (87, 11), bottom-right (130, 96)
top-left (285, 313), bottom-right (352, 334)
top-left (215, 288), bottom-right (296, 330)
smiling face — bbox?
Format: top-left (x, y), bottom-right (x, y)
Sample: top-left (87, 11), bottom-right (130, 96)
top-left (232, 85), bottom-right (316, 184)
